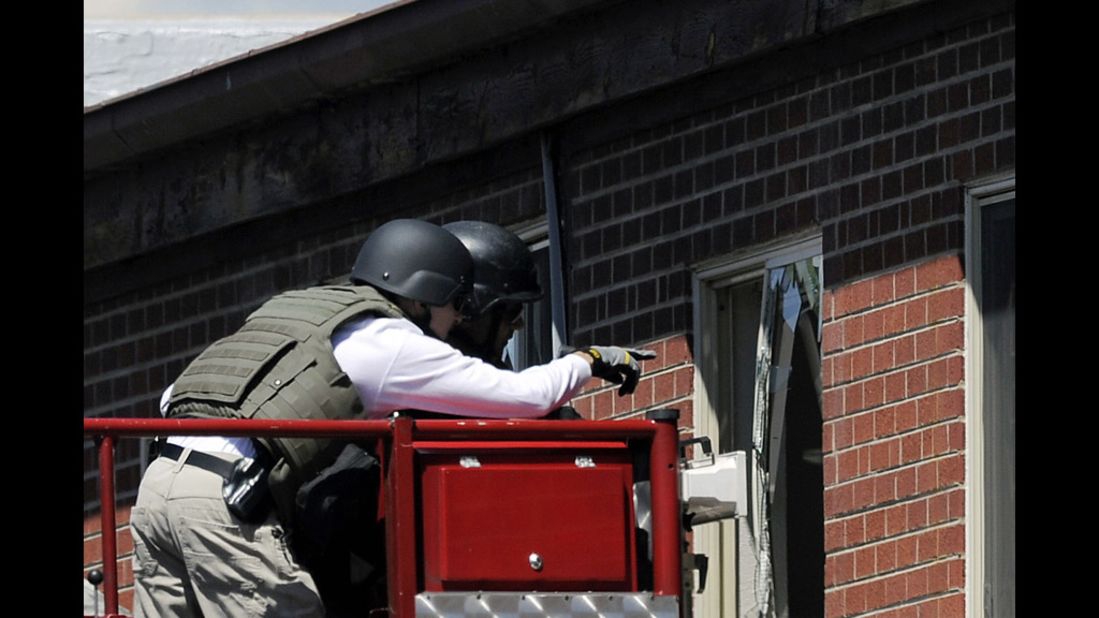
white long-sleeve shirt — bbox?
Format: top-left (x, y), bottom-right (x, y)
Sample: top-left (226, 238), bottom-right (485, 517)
top-left (164, 314), bottom-right (592, 456)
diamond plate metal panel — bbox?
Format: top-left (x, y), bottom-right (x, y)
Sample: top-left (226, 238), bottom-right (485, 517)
top-left (415, 592), bottom-right (679, 617)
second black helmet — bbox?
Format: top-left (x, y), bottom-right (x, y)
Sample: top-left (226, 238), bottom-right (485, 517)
top-left (443, 221), bottom-right (542, 315)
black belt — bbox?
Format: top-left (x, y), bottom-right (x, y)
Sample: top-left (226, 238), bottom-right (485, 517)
top-left (159, 442), bottom-right (238, 480)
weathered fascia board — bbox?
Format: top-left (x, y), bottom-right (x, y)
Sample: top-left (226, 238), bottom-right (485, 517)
top-left (84, 0), bottom-right (937, 271)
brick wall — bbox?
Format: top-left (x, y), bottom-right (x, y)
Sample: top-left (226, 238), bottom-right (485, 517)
top-left (821, 255), bottom-right (966, 616)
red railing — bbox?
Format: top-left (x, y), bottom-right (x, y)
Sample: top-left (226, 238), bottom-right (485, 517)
top-left (83, 415), bottom-right (682, 617)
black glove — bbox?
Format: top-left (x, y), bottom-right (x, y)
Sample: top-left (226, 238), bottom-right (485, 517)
top-left (566, 345), bottom-right (657, 396)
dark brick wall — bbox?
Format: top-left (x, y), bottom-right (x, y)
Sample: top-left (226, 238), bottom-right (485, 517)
top-left (561, 12), bottom-right (1013, 349)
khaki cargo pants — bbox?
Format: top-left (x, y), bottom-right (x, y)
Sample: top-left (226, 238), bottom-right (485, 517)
top-left (130, 448), bottom-right (324, 617)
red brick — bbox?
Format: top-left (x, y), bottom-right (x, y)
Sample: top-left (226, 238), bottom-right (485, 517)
top-left (824, 322), bottom-right (844, 353)
top-left (826, 520), bottom-right (846, 552)
top-left (937, 320), bottom-right (964, 353)
top-left (865, 377), bottom-right (885, 408)
top-left (571, 394), bottom-right (594, 419)
top-left (633, 377), bottom-right (655, 410)
top-left (823, 356), bottom-right (835, 388)
top-left (824, 454), bottom-right (838, 486)
top-left (895, 335), bottom-right (915, 365)
top-left (872, 341), bottom-right (895, 374)
top-left (593, 390), bottom-right (614, 420)
top-left (899, 432), bottom-right (920, 464)
top-left (653, 371), bottom-right (675, 404)
top-left (885, 571), bottom-right (908, 605)
top-left (939, 591), bottom-right (964, 615)
top-left (916, 395), bottom-right (938, 426)
top-left (927, 358), bottom-right (948, 390)
top-left (948, 557), bottom-right (965, 589)
top-left (896, 466), bottom-right (917, 498)
top-left (664, 335), bottom-right (690, 365)
top-left (831, 550), bottom-right (855, 585)
top-left (866, 509), bottom-right (886, 541)
top-left (895, 267), bottom-right (916, 297)
top-left (914, 598), bottom-right (939, 618)
top-left (846, 383), bottom-right (865, 414)
top-left (855, 546), bottom-right (876, 578)
top-left (835, 415), bottom-right (852, 444)
top-left (874, 406), bottom-right (896, 438)
top-left (906, 365), bottom-right (927, 397)
top-left (939, 524), bottom-right (964, 555)
top-left (84, 535), bottom-right (102, 566)
top-left (823, 290), bottom-right (836, 322)
top-left (853, 478), bottom-right (876, 510)
top-left (939, 453), bottom-right (964, 486)
top-left (869, 441), bottom-right (892, 472)
top-left (842, 280), bottom-right (873, 317)
top-left (940, 389), bottom-right (964, 420)
top-left (825, 484), bottom-right (853, 517)
top-left (852, 348), bottom-right (874, 380)
top-left (116, 557), bottom-right (134, 588)
top-left (886, 505), bottom-right (907, 536)
top-left (853, 412), bottom-right (874, 444)
top-left (948, 421), bottom-right (965, 450)
top-left (928, 493), bottom-right (950, 524)
top-left (864, 310), bottom-right (885, 342)
top-left (885, 372), bottom-right (906, 403)
top-left (846, 514), bottom-right (866, 545)
top-left (907, 500), bottom-right (929, 530)
top-left (865, 578), bottom-right (887, 611)
top-left (927, 287), bottom-right (965, 322)
top-left (845, 582), bottom-right (867, 615)
top-left (927, 561), bottom-right (950, 593)
top-left (834, 351), bottom-right (853, 384)
top-left (844, 316), bottom-right (866, 347)
top-left (825, 589), bottom-right (843, 618)
top-left (946, 355), bottom-right (964, 386)
top-left (914, 328), bottom-right (936, 360)
top-left (838, 450), bottom-right (860, 482)
top-left (119, 589), bottom-right (135, 613)
top-left (906, 567), bottom-right (929, 600)
top-left (673, 365), bottom-right (694, 397)
top-left (897, 535), bottom-right (918, 566)
top-left (823, 423), bottom-right (836, 453)
top-left (883, 305), bottom-right (906, 337)
top-left (895, 401), bottom-right (917, 432)
top-left (872, 276), bottom-right (895, 306)
top-left (948, 488), bottom-right (964, 519)
top-left (916, 255), bottom-right (964, 292)
top-left (904, 298), bottom-right (927, 330)
top-left (876, 539), bottom-right (898, 572)
top-left (917, 530), bottom-right (939, 562)
top-left (916, 461), bottom-right (938, 493)
top-left (824, 388), bottom-right (845, 420)
top-left (678, 400), bottom-right (695, 428)
top-left (874, 473), bottom-right (896, 504)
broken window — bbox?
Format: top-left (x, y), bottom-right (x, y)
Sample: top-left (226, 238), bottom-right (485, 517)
top-left (694, 239), bottom-right (823, 617)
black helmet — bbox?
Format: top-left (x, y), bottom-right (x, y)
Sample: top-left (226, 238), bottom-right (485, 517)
top-left (351, 219), bottom-right (473, 307)
top-left (443, 221), bottom-right (542, 315)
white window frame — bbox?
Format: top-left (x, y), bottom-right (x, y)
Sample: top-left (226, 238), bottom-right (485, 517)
top-left (964, 174), bottom-right (1015, 618)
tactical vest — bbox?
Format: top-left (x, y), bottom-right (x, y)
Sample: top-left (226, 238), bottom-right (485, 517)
top-left (167, 285), bottom-right (406, 489)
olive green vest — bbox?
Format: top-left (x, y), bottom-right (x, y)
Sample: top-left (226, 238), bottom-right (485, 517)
top-left (167, 285), bottom-right (406, 512)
